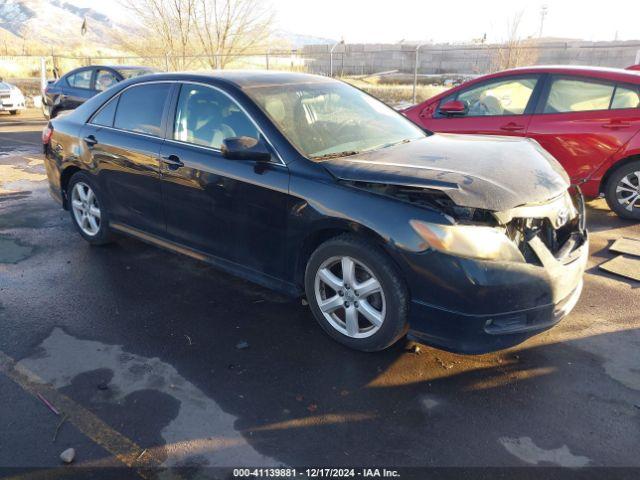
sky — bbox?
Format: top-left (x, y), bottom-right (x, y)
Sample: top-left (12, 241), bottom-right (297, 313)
top-left (78, 0), bottom-right (639, 44)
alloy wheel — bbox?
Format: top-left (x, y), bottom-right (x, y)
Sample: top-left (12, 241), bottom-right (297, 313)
top-left (71, 182), bottom-right (101, 236)
top-left (314, 255), bottom-right (386, 339)
top-left (615, 171), bottom-right (640, 213)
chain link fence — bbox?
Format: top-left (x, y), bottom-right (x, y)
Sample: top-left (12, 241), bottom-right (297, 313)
top-left (2, 41), bottom-right (640, 108)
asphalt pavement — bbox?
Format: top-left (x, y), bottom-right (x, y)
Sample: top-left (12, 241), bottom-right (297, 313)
top-left (0, 116), bottom-right (638, 478)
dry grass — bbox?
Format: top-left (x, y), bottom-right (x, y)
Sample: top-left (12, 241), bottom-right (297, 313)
top-left (343, 78), bottom-right (447, 108)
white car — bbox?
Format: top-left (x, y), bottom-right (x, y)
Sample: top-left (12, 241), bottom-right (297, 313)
top-left (0, 81), bottom-right (26, 115)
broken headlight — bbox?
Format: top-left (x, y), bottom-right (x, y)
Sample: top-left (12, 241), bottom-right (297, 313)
top-left (410, 220), bottom-right (525, 262)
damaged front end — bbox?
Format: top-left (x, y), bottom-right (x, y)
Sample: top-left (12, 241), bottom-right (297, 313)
top-left (342, 179), bottom-right (587, 267)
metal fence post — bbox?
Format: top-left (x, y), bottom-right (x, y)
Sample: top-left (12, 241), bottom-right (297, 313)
top-left (165, 53), bottom-right (170, 72)
top-left (40, 57), bottom-right (47, 93)
top-left (636, 49), bottom-right (640, 65)
top-left (266, 49), bottom-right (270, 70)
top-left (412, 44), bottom-right (425, 105)
top-left (330, 41), bottom-right (345, 77)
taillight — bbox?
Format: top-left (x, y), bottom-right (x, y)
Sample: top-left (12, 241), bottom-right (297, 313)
top-left (42, 125), bottom-right (53, 144)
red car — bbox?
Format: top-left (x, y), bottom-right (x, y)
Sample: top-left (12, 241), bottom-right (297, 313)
top-left (404, 66), bottom-right (640, 219)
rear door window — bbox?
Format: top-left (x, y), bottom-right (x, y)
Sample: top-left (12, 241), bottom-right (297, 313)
top-left (66, 69), bottom-right (93, 89)
top-left (113, 83), bottom-right (171, 137)
top-left (543, 77), bottom-right (615, 113)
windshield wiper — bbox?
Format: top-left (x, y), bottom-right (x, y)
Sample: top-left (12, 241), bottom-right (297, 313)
top-left (372, 138), bottom-right (413, 151)
top-left (312, 150), bottom-right (361, 160)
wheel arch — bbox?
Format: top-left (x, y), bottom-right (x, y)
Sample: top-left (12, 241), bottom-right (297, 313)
top-left (599, 154), bottom-right (640, 194)
top-left (59, 165), bottom-right (82, 209)
top-left (294, 220), bottom-right (403, 291)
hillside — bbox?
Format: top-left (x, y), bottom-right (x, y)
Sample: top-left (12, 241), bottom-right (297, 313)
top-left (0, 0), bottom-right (128, 54)
top-left (0, 0), bottom-right (336, 56)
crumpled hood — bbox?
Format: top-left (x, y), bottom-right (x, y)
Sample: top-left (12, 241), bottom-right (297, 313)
top-left (320, 133), bottom-right (570, 211)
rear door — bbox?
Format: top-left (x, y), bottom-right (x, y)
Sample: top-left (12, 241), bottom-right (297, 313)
top-left (82, 82), bottom-right (172, 235)
top-left (62, 68), bottom-right (97, 109)
top-left (527, 75), bottom-right (640, 182)
top-left (425, 74), bottom-right (543, 136)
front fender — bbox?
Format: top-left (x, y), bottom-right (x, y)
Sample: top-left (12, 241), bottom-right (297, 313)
top-left (286, 171), bottom-right (449, 284)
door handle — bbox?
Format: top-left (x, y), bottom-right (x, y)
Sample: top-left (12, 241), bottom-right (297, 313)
top-left (602, 122), bottom-right (631, 129)
top-left (161, 154), bottom-right (184, 170)
top-left (83, 135), bottom-right (97, 146)
top-left (500, 123), bottom-right (525, 132)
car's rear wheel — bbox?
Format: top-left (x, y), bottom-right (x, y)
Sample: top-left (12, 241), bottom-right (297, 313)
top-left (304, 234), bottom-right (408, 352)
top-left (605, 160), bottom-right (640, 220)
top-left (68, 172), bottom-right (113, 245)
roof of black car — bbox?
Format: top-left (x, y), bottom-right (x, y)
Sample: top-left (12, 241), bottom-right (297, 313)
top-left (153, 70), bottom-right (336, 89)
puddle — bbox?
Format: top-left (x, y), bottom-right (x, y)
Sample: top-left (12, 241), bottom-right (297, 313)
top-left (16, 328), bottom-right (279, 467)
top-left (0, 237), bottom-right (33, 263)
top-left (0, 163), bottom-right (47, 194)
top-left (499, 436), bottom-right (590, 467)
top-left (0, 146), bottom-right (39, 158)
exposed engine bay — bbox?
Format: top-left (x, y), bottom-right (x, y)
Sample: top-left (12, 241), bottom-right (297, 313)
top-left (341, 179), bottom-right (586, 265)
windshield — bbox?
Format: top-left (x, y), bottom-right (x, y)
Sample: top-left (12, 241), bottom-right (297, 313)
top-left (116, 68), bottom-right (156, 79)
top-left (244, 80), bottom-right (426, 159)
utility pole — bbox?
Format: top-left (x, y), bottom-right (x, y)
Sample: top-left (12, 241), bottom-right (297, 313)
top-left (538, 4), bottom-right (548, 38)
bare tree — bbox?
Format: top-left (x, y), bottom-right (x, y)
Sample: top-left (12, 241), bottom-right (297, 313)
top-left (195, 0), bottom-right (274, 69)
top-left (117, 0), bottom-right (197, 70)
top-left (116, 0), bottom-right (273, 70)
top-left (492, 11), bottom-right (539, 71)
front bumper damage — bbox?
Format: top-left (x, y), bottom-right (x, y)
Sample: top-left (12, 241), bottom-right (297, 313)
top-left (402, 189), bottom-right (589, 354)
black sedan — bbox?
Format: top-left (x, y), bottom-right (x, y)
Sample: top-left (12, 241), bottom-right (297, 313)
top-left (42, 65), bottom-right (157, 119)
top-left (42, 71), bottom-right (588, 353)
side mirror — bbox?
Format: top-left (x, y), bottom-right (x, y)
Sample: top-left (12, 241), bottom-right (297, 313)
top-left (438, 100), bottom-right (468, 116)
top-left (221, 136), bottom-right (271, 162)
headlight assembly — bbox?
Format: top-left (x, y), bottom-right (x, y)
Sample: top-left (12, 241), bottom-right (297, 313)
top-left (410, 220), bottom-right (525, 263)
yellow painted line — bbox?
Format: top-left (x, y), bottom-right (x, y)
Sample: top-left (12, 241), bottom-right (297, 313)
top-left (248, 413), bottom-right (376, 432)
top-left (0, 350), bottom-right (166, 479)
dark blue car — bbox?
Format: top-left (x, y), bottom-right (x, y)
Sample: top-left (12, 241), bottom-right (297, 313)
top-left (42, 71), bottom-right (588, 353)
top-left (42, 65), bottom-right (157, 119)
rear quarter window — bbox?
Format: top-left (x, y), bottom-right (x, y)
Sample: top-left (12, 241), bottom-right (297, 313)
top-left (90, 97), bottom-right (118, 127)
top-left (611, 85), bottom-right (640, 109)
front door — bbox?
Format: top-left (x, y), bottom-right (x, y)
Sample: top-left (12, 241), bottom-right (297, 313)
top-left (425, 74), bottom-right (542, 137)
top-left (159, 83), bottom-right (290, 280)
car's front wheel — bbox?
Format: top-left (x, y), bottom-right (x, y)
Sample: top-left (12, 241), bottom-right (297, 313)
top-left (304, 234), bottom-right (409, 352)
top-left (68, 172), bottom-right (113, 245)
top-left (9, 110), bottom-right (18, 115)
top-left (605, 160), bottom-right (640, 220)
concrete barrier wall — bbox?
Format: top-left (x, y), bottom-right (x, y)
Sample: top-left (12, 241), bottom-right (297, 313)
top-left (302, 40), bottom-right (640, 75)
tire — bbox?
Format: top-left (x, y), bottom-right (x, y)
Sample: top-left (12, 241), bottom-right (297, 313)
top-left (67, 172), bottom-right (113, 245)
top-left (604, 160), bottom-right (640, 220)
top-left (304, 234), bottom-right (409, 352)
top-left (9, 110), bottom-right (18, 115)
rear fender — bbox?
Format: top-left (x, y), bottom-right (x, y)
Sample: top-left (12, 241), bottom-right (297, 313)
top-left (588, 130), bottom-right (640, 195)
